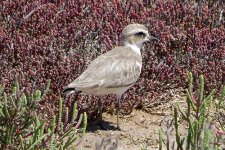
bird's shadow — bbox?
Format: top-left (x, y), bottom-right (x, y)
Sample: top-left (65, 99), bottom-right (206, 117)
top-left (86, 120), bottom-right (117, 132)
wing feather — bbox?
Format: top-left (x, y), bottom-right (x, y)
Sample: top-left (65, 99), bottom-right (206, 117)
top-left (65, 46), bottom-right (142, 90)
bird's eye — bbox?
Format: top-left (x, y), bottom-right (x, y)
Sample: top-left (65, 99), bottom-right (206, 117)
top-left (136, 32), bottom-right (145, 36)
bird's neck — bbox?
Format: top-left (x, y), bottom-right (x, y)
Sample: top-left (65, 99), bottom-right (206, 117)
top-left (124, 43), bottom-right (141, 55)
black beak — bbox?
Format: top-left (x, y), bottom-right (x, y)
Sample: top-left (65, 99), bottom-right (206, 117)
top-left (147, 35), bottom-right (159, 41)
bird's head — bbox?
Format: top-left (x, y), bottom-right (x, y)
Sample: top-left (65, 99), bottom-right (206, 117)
top-left (120, 23), bottom-right (158, 49)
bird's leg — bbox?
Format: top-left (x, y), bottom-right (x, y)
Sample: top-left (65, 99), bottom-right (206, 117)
top-left (98, 98), bottom-right (103, 123)
top-left (116, 94), bottom-right (122, 130)
top-left (98, 98), bottom-right (108, 130)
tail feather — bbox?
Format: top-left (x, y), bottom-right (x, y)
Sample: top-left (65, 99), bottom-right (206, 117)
top-left (62, 87), bottom-right (75, 95)
top-left (62, 81), bottom-right (98, 95)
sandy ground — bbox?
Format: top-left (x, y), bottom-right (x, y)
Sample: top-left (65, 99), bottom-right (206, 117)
top-left (78, 110), bottom-right (165, 150)
top-left (76, 98), bottom-right (184, 149)
top-left (75, 89), bottom-right (187, 150)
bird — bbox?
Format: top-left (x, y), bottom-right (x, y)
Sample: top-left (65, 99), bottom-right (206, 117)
top-left (62, 23), bottom-right (157, 130)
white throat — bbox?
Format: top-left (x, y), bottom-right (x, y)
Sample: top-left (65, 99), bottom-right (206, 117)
top-left (125, 43), bottom-right (141, 55)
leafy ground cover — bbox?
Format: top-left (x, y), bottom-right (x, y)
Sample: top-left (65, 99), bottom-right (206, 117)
top-left (0, 0), bottom-right (224, 149)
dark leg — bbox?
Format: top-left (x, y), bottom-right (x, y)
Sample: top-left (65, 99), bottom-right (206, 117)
top-left (116, 94), bottom-right (122, 130)
top-left (98, 98), bottom-right (103, 123)
top-left (98, 98), bottom-right (108, 130)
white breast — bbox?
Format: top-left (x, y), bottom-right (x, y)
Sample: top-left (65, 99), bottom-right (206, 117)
top-left (125, 44), bottom-right (141, 55)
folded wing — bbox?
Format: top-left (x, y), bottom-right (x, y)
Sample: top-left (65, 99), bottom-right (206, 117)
top-left (63, 47), bottom-right (142, 94)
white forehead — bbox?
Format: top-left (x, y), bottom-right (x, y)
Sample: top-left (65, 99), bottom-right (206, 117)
top-left (121, 24), bottom-right (149, 36)
top-left (123, 28), bottom-right (148, 36)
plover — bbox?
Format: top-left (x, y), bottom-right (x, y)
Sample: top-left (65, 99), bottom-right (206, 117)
top-left (63, 23), bottom-right (157, 130)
